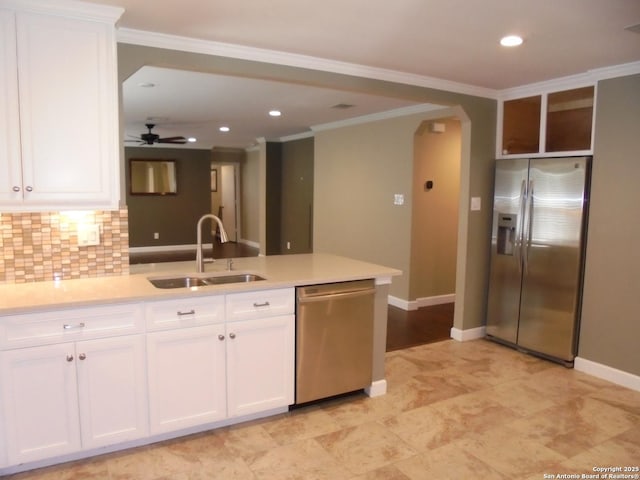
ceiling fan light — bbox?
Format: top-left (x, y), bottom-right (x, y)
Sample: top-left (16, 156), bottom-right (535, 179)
top-left (500, 35), bottom-right (523, 47)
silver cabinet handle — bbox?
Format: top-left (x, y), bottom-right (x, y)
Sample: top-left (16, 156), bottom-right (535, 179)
top-left (25, 186), bottom-right (33, 192)
top-left (177, 309), bottom-right (195, 316)
top-left (218, 334), bottom-right (225, 341)
top-left (253, 301), bottom-right (270, 308)
top-left (79, 353), bottom-right (86, 360)
top-left (66, 354), bottom-right (74, 362)
top-left (229, 333), bottom-right (236, 339)
top-left (63, 322), bottom-right (85, 330)
top-left (12, 186), bottom-right (20, 192)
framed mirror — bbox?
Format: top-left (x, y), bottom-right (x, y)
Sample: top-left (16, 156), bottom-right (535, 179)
top-left (130, 159), bottom-right (177, 195)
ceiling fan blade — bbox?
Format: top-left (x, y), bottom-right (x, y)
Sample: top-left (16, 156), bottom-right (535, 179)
top-left (157, 136), bottom-right (187, 144)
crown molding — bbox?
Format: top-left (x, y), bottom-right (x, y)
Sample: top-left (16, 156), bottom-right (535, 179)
top-left (0, 0), bottom-right (123, 22)
top-left (276, 131), bottom-right (315, 143)
top-left (117, 28), bottom-right (499, 100)
top-left (311, 104), bottom-right (446, 133)
top-left (499, 60), bottom-right (640, 99)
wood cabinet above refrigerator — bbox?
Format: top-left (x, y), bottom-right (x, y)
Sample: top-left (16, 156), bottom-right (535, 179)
top-left (499, 85), bottom-right (595, 158)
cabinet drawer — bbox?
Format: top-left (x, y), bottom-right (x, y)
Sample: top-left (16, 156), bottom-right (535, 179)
top-left (145, 295), bottom-right (225, 331)
top-left (0, 303), bottom-right (144, 349)
top-left (226, 288), bottom-right (294, 322)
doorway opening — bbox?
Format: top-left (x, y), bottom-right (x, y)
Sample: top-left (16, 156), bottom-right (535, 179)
top-left (210, 163), bottom-right (239, 242)
top-left (388, 116), bottom-right (462, 350)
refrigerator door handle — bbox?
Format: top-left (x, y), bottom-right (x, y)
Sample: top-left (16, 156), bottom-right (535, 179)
top-left (514, 179), bottom-right (527, 272)
top-left (523, 179), bottom-right (534, 274)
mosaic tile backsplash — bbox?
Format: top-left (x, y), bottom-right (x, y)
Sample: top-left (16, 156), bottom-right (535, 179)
top-left (0, 208), bottom-right (129, 284)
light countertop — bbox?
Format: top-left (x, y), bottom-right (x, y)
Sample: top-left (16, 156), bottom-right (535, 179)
top-left (0, 254), bottom-right (401, 315)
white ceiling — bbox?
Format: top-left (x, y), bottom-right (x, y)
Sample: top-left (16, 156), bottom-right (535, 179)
top-left (122, 67), bottom-right (432, 149)
top-left (86, 0), bottom-right (640, 149)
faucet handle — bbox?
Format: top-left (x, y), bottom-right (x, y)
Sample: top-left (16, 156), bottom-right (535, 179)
top-left (227, 258), bottom-right (234, 271)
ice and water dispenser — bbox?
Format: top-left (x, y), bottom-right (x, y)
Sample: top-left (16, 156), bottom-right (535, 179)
top-left (496, 213), bottom-right (517, 255)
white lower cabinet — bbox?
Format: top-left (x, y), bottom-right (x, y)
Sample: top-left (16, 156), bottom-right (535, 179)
top-left (1, 335), bottom-right (147, 465)
top-left (146, 288), bottom-right (295, 435)
top-left (0, 288), bottom-right (295, 471)
top-left (146, 324), bottom-right (227, 434)
top-left (226, 315), bottom-right (294, 417)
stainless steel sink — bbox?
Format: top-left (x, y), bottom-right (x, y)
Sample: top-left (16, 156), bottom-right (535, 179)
top-left (203, 273), bottom-right (265, 285)
top-left (148, 273), bottom-right (266, 289)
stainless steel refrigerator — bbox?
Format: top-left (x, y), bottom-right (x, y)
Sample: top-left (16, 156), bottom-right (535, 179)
top-left (486, 156), bottom-right (591, 366)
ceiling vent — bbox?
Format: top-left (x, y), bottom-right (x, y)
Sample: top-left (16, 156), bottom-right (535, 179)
top-left (331, 103), bottom-right (356, 110)
top-left (624, 23), bottom-right (640, 34)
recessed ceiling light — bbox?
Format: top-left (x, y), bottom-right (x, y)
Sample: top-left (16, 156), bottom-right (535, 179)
top-left (187, 137), bottom-right (197, 143)
top-left (219, 126), bottom-right (230, 132)
top-left (500, 35), bottom-right (523, 47)
top-left (269, 110), bottom-right (282, 117)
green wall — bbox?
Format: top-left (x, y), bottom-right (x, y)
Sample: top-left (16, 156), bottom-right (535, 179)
top-left (281, 137), bottom-right (314, 254)
top-left (579, 74), bottom-right (640, 376)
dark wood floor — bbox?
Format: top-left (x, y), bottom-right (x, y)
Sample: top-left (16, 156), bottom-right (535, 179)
top-left (129, 245), bottom-right (454, 351)
top-left (386, 303), bottom-right (454, 352)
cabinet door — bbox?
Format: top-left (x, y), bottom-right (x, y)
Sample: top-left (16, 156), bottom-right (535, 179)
top-left (0, 9), bottom-right (21, 204)
top-left (14, 11), bottom-right (117, 208)
top-left (1, 344), bottom-right (81, 464)
top-left (226, 315), bottom-right (294, 418)
top-left (76, 335), bottom-right (148, 449)
top-left (147, 325), bottom-right (226, 434)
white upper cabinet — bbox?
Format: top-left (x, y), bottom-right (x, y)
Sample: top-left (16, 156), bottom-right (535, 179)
top-left (0, 1), bottom-right (122, 211)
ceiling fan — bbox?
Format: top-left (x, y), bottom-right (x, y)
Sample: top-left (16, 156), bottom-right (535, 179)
top-left (126, 123), bottom-right (187, 145)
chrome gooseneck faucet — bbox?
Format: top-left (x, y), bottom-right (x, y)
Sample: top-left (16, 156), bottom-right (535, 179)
top-left (195, 214), bottom-right (229, 273)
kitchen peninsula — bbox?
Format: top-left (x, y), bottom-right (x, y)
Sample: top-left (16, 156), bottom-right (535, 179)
top-left (0, 253), bottom-right (400, 474)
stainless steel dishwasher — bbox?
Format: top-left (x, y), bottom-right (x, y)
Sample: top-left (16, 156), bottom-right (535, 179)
top-left (295, 279), bottom-right (376, 404)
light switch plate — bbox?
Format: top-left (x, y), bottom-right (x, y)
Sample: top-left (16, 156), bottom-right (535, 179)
top-left (470, 197), bottom-right (481, 211)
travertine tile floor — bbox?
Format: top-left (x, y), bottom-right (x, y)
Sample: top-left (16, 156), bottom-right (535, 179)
top-left (7, 339), bottom-right (640, 479)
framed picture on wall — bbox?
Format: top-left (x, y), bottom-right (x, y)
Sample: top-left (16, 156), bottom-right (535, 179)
top-left (211, 168), bottom-right (218, 192)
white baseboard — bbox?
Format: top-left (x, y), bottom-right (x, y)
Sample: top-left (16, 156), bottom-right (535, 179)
top-left (574, 357), bottom-right (640, 392)
top-left (130, 240), bottom-right (260, 254)
top-left (365, 379), bottom-right (387, 397)
top-left (129, 243), bottom-right (207, 253)
top-left (388, 293), bottom-right (455, 311)
top-left (450, 326), bottom-right (486, 342)
top-left (239, 238), bottom-right (260, 249)
top-left (388, 296), bottom-right (410, 309)
top-left (417, 294), bottom-right (455, 307)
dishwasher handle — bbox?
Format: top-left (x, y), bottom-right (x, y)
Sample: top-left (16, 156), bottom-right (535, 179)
top-left (297, 287), bottom-right (376, 303)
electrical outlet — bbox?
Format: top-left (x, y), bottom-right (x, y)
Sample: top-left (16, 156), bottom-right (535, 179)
top-left (153, 232), bottom-right (159, 240)
top-left (77, 224), bottom-right (100, 247)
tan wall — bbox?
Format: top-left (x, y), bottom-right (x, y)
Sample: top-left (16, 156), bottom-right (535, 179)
top-left (579, 74), bottom-right (640, 376)
top-left (314, 116), bottom-right (416, 299)
top-left (314, 100), bottom-right (495, 328)
top-left (241, 148), bottom-right (260, 245)
top-left (410, 118), bottom-right (461, 301)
